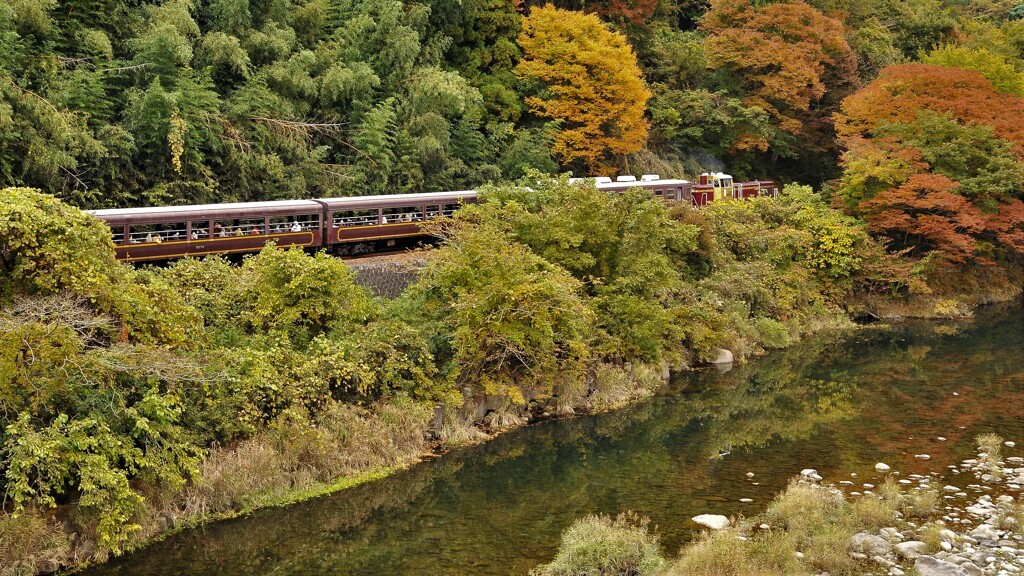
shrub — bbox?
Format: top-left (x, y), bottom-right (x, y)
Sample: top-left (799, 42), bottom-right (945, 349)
top-left (531, 512), bottom-right (666, 576)
top-left (668, 529), bottom-right (805, 576)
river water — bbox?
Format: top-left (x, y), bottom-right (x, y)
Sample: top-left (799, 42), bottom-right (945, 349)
top-left (87, 304), bottom-right (1024, 576)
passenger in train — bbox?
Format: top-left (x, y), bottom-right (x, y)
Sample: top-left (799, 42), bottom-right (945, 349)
top-left (291, 221), bottom-right (302, 232)
top-left (249, 224), bottom-right (262, 235)
top-left (215, 223), bottom-right (227, 238)
top-left (233, 226), bottom-right (244, 236)
top-left (381, 216), bottom-right (388, 224)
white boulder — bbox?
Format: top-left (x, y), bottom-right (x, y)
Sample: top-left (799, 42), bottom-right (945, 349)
top-left (692, 514), bottom-right (731, 530)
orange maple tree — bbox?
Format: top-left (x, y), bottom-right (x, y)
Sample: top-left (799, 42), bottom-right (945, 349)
top-left (836, 64), bottom-right (1024, 160)
top-left (515, 6), bottom-right (651, 172)
top-left (835, 63), bottom-right (1024, 266)
top-left (702, 0), bottom-right (858, 152)
top-left (861, 174), bottom-right (984, 265)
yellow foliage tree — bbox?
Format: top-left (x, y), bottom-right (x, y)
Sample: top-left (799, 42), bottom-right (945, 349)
top-left (515, 6), bottom-right (651, 173)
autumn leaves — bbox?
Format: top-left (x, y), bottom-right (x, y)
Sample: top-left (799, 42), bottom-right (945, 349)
top-left (515, 6), bottom-right (651, 174)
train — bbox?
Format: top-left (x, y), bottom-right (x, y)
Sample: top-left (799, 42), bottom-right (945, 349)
top-left (88, 173), bottom-right (777, 262)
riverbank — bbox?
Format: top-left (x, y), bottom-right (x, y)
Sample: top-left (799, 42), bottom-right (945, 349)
top-left (6, 297), bottom-right (1020, 576)
top-left (0, 360), bottom-right (671, 576)
top-left (14, 302), bottom-right (992, 576)
top-left (534, 435), bottom-right (1024, 576)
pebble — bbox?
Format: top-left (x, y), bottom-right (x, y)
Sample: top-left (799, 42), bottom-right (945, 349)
top-left (1006, 441), bottom-right (1016, 448)
top-left (916, 454), bottom-right (932, 460)
top-left (746, 472), bottom-right (755, 478)
top-left (876, 463), bottom-right (892, 473)
top-left (739, 498), bottom-right (754, 503)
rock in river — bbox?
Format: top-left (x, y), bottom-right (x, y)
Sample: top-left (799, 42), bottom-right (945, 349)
top-left (894, 541), bottom-right (928, 559)
top-left (850, 532), bottom-right (891, 557)
top-left (914, 556), bottom-right (971, 576)
top-left (876, 463), bottom-right (891, 472)
top-left (692, 514), bottom-right (731, 530)
top-left (711, 348), bottom-right (734, 365)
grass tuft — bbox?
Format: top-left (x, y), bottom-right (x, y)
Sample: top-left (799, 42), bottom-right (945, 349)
top-left (0, 511), bottom-right (71, 576)
top-left (530, 512), bottom-right (665, 576)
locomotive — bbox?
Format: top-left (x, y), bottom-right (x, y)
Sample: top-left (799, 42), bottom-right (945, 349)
top-left (88, 174), bottom-right (776, 262)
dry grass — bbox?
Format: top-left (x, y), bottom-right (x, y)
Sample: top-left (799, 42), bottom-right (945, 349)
top-left (667, 529), bottom-right (806, 576)
top-left (977, 433), bottom-right (1005, 480)
top-left (436, 405), bottom-right (488, 447)
top-left (585, 363), bottom-right (664, 410)
top-left (531, 512), bottom-right (666, 576)
top-left (179, 399), bottom-right (431, 518)
top-left (0, 511), bottom-right (71, 576)
top-left (669, 479), bottom-right (902, 576)
top-left (901, 488), bottom-right (940, 520)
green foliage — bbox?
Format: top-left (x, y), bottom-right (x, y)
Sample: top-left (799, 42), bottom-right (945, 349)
top-left (776, 184), bottom-right (869, 278)
top-left (470, 176), bottom-right (700, 362)
top-left (0, 187), bottom-right (118, 299)
top-left (236, 246), bottom-right (372, 346)
top-left (923, 45), bottom-right (1024, 95)
top-left (404, 216), bottom-right (594, 401)
top-left (871, 111), bottom-right (1024, 209)
top-left (530, 512), bottom-right (666, 576)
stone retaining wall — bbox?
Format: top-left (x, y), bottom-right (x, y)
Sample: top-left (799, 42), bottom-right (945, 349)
top-left (350, 259), bottom-right (427, 298)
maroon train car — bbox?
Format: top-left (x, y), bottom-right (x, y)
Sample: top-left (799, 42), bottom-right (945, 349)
top-left (316, 191), bottom-right (476, 255)
top-left (89, 200), bottom-right (324, 262)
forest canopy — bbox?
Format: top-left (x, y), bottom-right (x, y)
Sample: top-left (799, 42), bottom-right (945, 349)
top-left (2, 0), bottom-right (1023, 209)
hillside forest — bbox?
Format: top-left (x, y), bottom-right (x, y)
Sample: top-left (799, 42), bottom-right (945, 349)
top-left (3, 0), bottom-right (1024, 574)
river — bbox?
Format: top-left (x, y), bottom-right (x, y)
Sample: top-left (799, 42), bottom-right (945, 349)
top-left (86, 304), bottom-right (1024, 575)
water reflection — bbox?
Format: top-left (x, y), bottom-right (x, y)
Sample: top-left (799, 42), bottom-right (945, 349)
top-left (89, 305), bottom-right (1024, 576)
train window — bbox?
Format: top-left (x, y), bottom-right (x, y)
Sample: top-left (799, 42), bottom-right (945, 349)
top-left (109, 225), bottom-right (126, 245)
top-left (267, 217), bottom-right (297, 233)
top-left (128, 223), bottom-right (186, 244)
top-left (424, 205), bottom-right (441, 219)
top-left (441, 203), bottom-right (460, 217)
top-left (213, 219), bottom-right (264, 237)
top-left (190, 221), bottom-right (212, 239)
top-left (333, 210), bottom-right (378, 227)
top-left (382, 206), bottom-right (421, 223)
top-left (272, 214), bottom-right (319, 232)
top-left (653, 189), bottom-right (664, 197)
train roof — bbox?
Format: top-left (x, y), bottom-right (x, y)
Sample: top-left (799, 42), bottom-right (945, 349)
top-left (315, 190), bottom-right (477, 210)
top-left (88, 199), bottom-right (323, 224)
top-left (595, 178), bottom-right (691, 188)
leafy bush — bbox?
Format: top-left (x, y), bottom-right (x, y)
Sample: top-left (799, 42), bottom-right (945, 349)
top-left (404, 217), bottom-right (594, 402)
top-left (531, 512), bottom-right (666, 576)
top-left (0, 188), bottom-right (119, 300)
